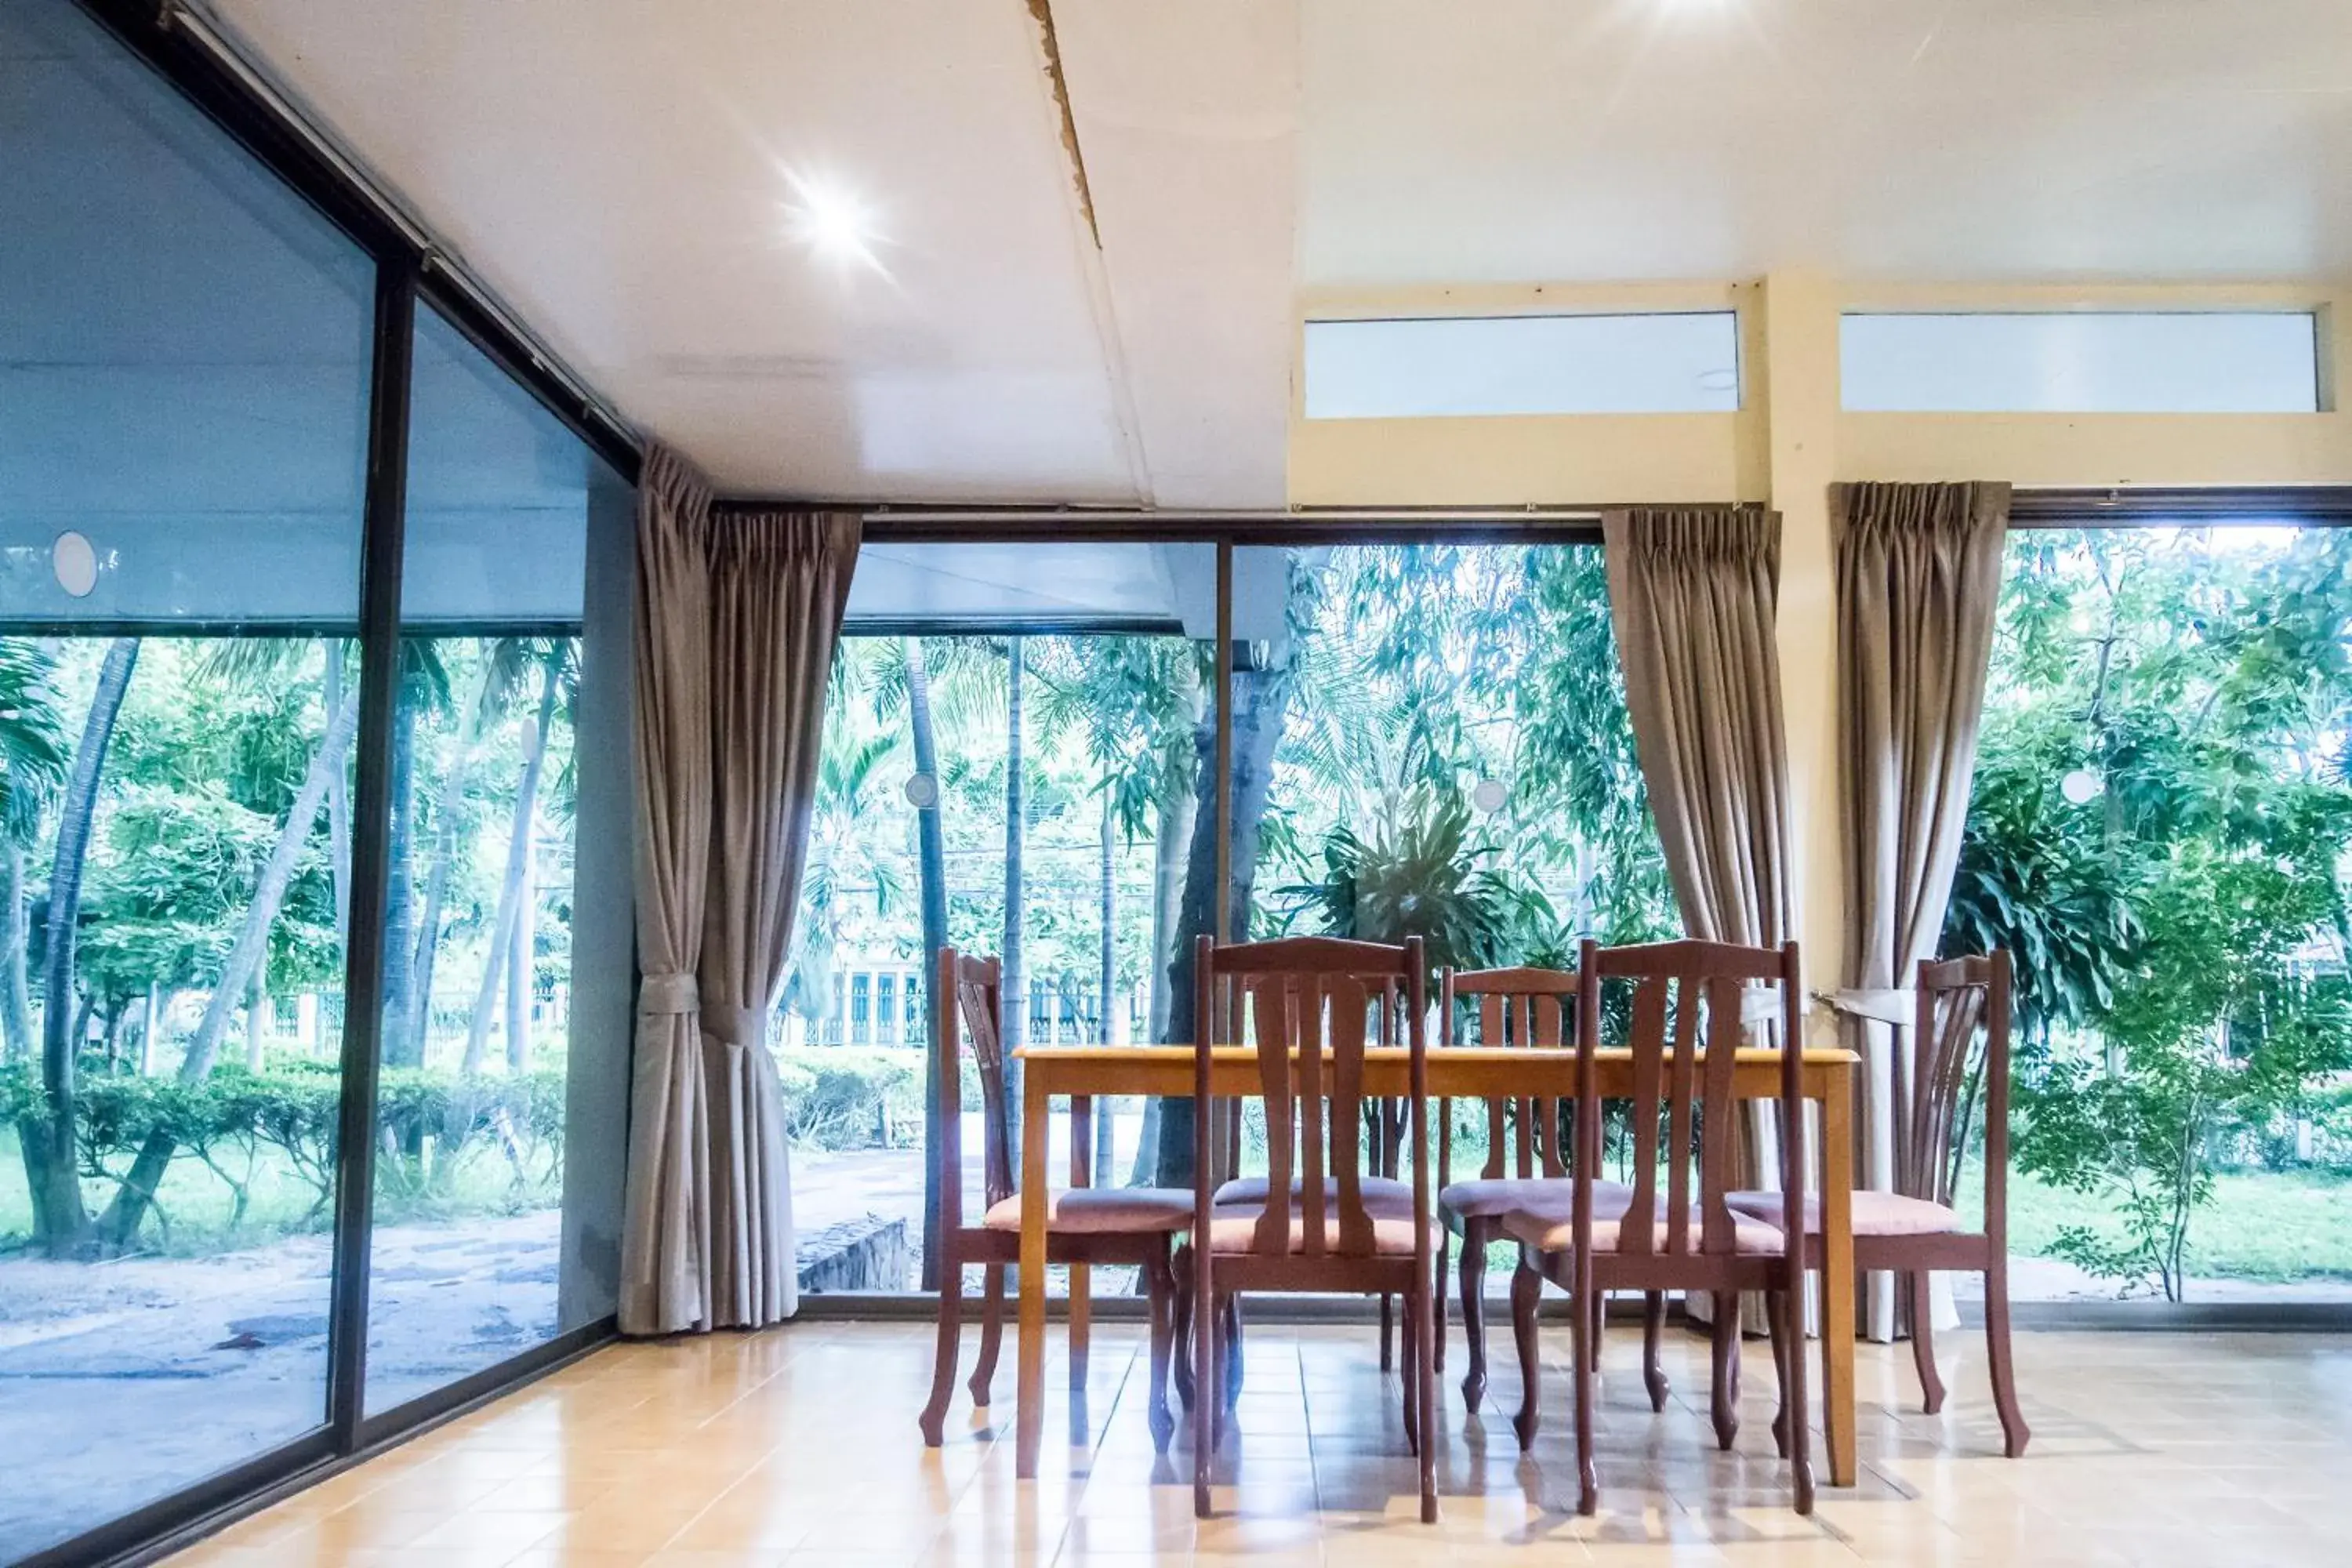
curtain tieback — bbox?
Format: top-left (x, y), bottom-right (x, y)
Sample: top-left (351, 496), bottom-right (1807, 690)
top-left (699, 1004), bottom-right (763, 1049)
top-left (1740, 983), bottom-right (1783, 1025)
top-left (1826, 987), bottom-right (1913, 1027)
top-left (638, 971), bottom-right (700, 1015)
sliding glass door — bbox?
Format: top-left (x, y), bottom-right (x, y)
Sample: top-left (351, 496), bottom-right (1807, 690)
top-left (0, 0), bottom-right (373, 1549)
top-left (0, 2), bottom-right (636, 1559)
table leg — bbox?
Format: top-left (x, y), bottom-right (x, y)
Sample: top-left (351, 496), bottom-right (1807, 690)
top-left (1819, 1065), bottom-right (1857, 1488)
top-left (1069, 1097), bottom-right (1091, 1396)
top-left (1016, 1070), bottom-right (1051, 1479)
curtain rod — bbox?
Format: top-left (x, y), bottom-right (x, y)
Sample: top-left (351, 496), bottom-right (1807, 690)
top-left (855, 506), bottom-right (1615, 524)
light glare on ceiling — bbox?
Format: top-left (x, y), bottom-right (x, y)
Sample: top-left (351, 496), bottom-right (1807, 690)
top-left (783, 171), bottom-right (884, 275)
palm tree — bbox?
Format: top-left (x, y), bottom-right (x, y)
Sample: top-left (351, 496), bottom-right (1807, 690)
top-left (25, 636), bottom-right (140, 1252)
top-left (1, 638), bottom-right (69, 1065)
top-left (100, 647), bottom-right (360, 1244)
top-left (462, 643), bottom-right (571, 1075)
top-left (411, 637), bottom-right (533, 1065)
top-left (782, 727), bottom-right (906, 1036)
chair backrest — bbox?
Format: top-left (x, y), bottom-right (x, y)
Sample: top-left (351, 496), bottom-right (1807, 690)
top-left (1442, 965), bottom-right (1580, 1181)
top-left (1194, 934), bottom-right (1428, 1258)
top-left (1213, 972), bottom-right (1406, 1185)
top-left (935, 947), bottom-right (1014, 1230)
top-left (1576, 937), bottom-right (1806, 1261)
top-left (1905, 949), bottom-right (2013, 1223)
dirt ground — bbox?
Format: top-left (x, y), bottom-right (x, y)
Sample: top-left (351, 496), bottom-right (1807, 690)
top-left (0, 1211), bottom-right (561, 1558)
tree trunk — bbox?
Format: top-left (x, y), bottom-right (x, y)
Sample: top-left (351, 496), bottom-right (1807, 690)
top-left (138, 981), bottom-right (159, 1076)
top-left (463, 658), bottom-right (558, 1075)
top-left (2, 840), bottom-right (31, 1065)
top-left (322, 639), bottom-right (352, 944)
top-left (1000, 638), bottom-right (1027, 1167)
top-left (243, 969), bottom-right (267, 1071)
top-left (1147, 786), bottom-right (1193, 1043)
top-left (1152, 649), bottom-right (1298, 1189)
top-left (378, 662), bottom-right (423, 1069)
top-left (102, 1003), bottom-right (127, 1074)
top-left (1096, 788), bottom-right (1118, 1185)
top-left (23, 636), bottom-right (138, 1254)
top-left (906, 637), bottom-right (953, 1290)
top-left (408, 644), bottom-right (505, 1063)
top-left (99, 686), bottom-right (361, 1247)
top-left (506, 794), bottom-right (535, 1074)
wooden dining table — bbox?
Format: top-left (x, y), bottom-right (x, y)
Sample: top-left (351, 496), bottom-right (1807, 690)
top-left (1009, 1041), bottom-right (1861, 1487)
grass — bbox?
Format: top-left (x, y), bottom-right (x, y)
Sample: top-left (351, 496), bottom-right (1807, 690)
top-left (0, 1124), bottom-right (558, 1255)
top-left (1982, 1164), bottom-right (2352, 1286)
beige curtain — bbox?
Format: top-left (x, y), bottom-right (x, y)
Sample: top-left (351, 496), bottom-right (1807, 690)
top-left (1831, 480), bottom-right (2009, 1338)
top-left (1602, 506), bottom-right (1796, 949)
top-left (618, 444), bottom-right (861, 1334)
top-left (1604, 506), bottom-right (1795, 1334)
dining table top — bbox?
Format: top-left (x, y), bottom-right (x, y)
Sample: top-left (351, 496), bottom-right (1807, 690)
top-left (1014, 1042), bottom-right (1861, 1066)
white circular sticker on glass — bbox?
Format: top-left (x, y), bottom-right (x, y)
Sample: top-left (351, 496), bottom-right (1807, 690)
top-left (1471, 778), bottom-right (1509, 815)
top-left (52, 531), bottom-right (98, 597)
top-left (903, 773), bottom-right (939, 810)
top-left (2060, 768), bottom-right (2104, 805)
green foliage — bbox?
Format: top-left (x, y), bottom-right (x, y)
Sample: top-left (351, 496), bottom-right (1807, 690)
top-left (1276, 785), bottom-right (1548, 972)
top-left (0, 1057), bottom-right (563, 1247)
top-left (1955, 528), bottom-right (2352, 1298)
top-left (773, 1046), bottom-right (924, 1151)
top-left (0, 638), bottom-right (70, 845)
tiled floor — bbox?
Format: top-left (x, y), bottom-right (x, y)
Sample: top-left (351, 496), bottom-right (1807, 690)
top-left (168, 1316), bottom-right (2352, 1566)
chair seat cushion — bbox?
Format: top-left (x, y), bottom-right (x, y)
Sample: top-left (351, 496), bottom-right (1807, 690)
top-left (1212, 1174), bottom-right (1415, 1214)
top-left (1724, 1189), bottom-right (1962, 1237)
top-left (980, 1187), bottom-right (1193, 1235)
top-left (1439, 1176), bottom-right (1634, 1222)
top-left (1500, 1204), bottom-right (1787, 1257)
top-left (1203, 1200), bottom-right (1435, 1258)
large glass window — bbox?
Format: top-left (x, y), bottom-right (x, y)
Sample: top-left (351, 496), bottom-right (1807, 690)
top-left (1952, 524), bottom-right (2352, 1304)
top-left (1842, 312), bottom-right (2323, 413)
top-left (1229, 543), bottom-right (1670, 1294)
top-left (785, 543), bottom-right (1213, 1295)
top-left (0, 0), bottom-right (373, 1552)
top-left (362, 305), bottom-right (631, 1415)
top-left (1304, 313), bottom-right (1741, 419)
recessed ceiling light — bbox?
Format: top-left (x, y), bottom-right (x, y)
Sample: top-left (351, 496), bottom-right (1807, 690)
top-left (783, 171), bottom-right (884, 276)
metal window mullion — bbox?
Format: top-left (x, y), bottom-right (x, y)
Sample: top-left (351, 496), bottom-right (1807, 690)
top-left (325, 260), bottom-right (416, 1446)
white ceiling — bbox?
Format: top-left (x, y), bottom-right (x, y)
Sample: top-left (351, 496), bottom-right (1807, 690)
top-left (195, 0), bottom-right (2352, 505)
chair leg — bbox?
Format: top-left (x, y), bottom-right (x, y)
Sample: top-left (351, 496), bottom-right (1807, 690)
top-left (1709, 1290), bottom-right (1740, 1452)
top-left (1171, 1250), bottom-right (1196, 1412)
top-left (918, 1250), bottom-right (964, 1446)
top-left (1786, 1273), bottom-right (1814, 1517)
top-left (1399, 1290), bottom-right (1420, 1455)
top-left (1145, 1250), bottom-right (1177, 1453)
top-left (1907, 1270), bottom-right (1947, 1415)
top-left (1460, 1221), bottom-right (1490, 1412)
top-left (1069, 1261), bottom-right (1091, 1396)
top-left (1571, 1263), bottom-right (1597, 1515)
top-left (1221, 1293), bottom-right (1246, 1421)
top-left (1193, 1261), bottom-right (1214, 1517)
top-left (967, 1262), bottom-right (1006, 1406)
top-left (1984, 1258), bottom-right (2032, 1458)
top-left (1766, 1287), bottom-right (1791, 1459)
top-left (1509, 1259), bottom-right (1542, 1451)
top-left (1434, 1236), bottom-right (1450, 1375)
top-left (1417, 1269), bottom-right (1439, 1525)
top-left (1642, 1290), bottom-right (1669, 1412)
top-left (1381, 1292), bottom-right (1396, 1372)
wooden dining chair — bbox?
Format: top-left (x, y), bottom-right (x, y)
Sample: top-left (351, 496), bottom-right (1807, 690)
top-left (1430, 967), bottom-right (1608, 1405)
top-left (917, 948), bottom-right (1191, 1451)
top-left (1500, 938), bottom-right (1812, 1517)
top-left (1177, 972), bottom-right (1415, 1408)
top-left (1740, 949), bottom-right (2030, 1458)
top-left (1181, 934), bottom-right (1439, 1523)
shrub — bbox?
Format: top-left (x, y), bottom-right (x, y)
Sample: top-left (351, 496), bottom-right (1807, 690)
top-left (773, 1046), bottom-right (924, 1151)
